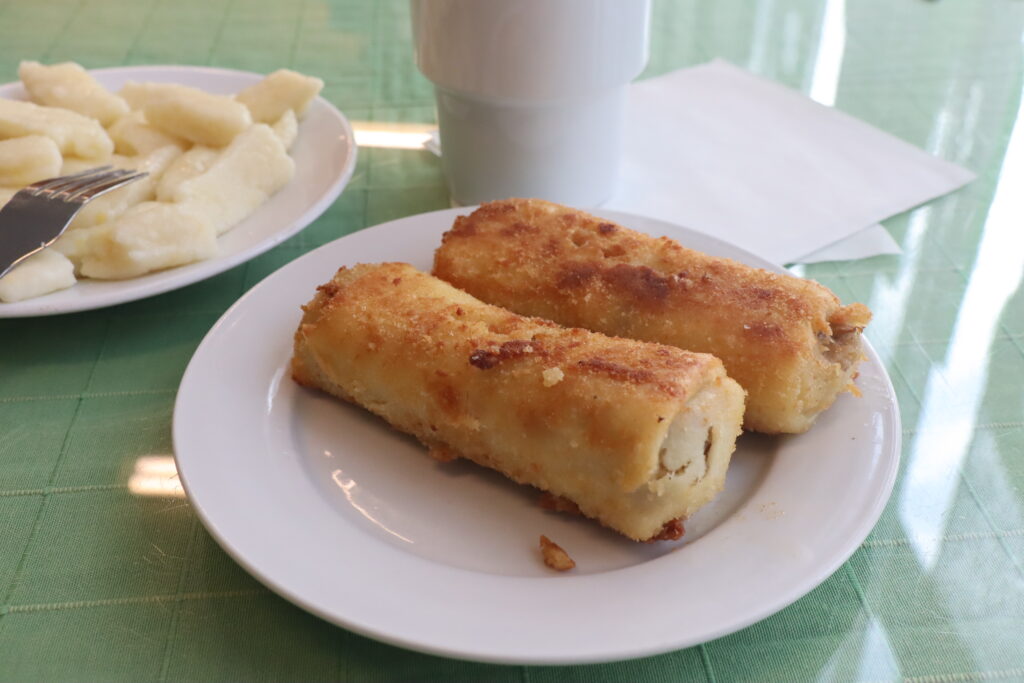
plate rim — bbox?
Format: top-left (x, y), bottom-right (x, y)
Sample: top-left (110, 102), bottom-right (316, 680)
top-left (0, 64), bottom-right (357, 318)
top-left (173, 206), bottom-right (902, 665)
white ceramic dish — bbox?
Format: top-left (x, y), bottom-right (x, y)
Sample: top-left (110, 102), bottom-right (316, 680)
top-left (0, 65), bottom-right (356, 318)
top-left (173, 208), bottom-right (900, 665)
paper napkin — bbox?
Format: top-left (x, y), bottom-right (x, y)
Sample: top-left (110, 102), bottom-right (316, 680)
top-left (605, 59), bottom-right (976, 264)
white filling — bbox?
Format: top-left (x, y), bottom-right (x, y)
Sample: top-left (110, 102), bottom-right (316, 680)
top-left (657, 389), bottom-right (717, 487)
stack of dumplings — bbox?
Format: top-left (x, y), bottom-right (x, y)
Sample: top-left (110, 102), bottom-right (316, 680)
top-left (0, 61), bottom-right (323, 303)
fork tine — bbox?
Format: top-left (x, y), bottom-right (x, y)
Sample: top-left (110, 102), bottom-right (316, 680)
top-left (66, 170), bottom-right (149, 202)
top-left (27, 165), bottom-right (115, 196)
top-left (51, 168), bottom-right (135, 200)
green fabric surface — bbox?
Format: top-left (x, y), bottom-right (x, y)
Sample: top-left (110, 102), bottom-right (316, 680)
top-left (2, 0), bottom-right (1024, 680)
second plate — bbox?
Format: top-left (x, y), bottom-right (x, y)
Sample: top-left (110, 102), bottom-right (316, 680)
top-left (174, 207), bottom-right (901, 665)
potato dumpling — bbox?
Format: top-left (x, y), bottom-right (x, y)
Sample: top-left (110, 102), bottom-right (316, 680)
top-left (19, 60), bottom-right (129, 126)
top-left (0, 248), bottom-right (76, 303)
top-left (51, 223), bottom-right (102, 269)
top-left (236, 69), bottom-right (323, 123)
top-left (119, 82), bottom-right (192, 110)
top-left (69, 146), bottom-right (177, 229)
top-left (272, 109), bottom-right (298, 151)
top-left (140, 87), bottom-right (252, 147)
top-left (172, 124), bottom-right (294, 235)
top-left (68, 145), bottom-right (182, 230)
top-left (0, 135), bottom-right (62, 186)
top-left (0, 98), bottom-right (113, 159)
top-left (107, 110), bottom-right (187, 156)
top-left (155, 145), bottom-right (218, 202)
top-left (79, 202), bottom-right (218, 279)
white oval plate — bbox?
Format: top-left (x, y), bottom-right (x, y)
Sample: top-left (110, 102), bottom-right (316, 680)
top-left (0, 65), bottom-right (357, 317)
top-left (174, 208), bottom-right (900, 665)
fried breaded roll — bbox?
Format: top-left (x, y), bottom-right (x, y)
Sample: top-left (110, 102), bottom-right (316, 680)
top-left (291, 263), bottom-right (745, 542)
top-left (433, 199), bottom-right (872, 434)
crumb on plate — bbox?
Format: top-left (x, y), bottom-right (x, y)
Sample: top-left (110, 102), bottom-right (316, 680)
top-left (539, 535), bottom-right (576, 572)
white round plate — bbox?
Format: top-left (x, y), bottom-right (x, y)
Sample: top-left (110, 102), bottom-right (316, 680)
top-left (0, 65), bottom-right (357, 317)
top-left (174, 208), bottom-right (900, 665)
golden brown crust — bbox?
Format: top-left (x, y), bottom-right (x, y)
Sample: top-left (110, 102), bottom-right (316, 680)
top-left (433, 198), bottom-right (872, 434)
top-left (292, 262), bottom-right (745, 541)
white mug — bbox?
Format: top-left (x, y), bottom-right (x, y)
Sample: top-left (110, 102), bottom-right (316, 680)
top-left (411, 0), bottom-right (651, 207)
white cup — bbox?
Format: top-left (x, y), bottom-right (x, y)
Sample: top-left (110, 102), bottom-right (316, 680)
top-left (411, 0), bottom-right (651, 207)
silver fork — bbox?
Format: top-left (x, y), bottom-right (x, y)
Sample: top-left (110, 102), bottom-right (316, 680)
top-left (0, 166), bottom-right (148, 278)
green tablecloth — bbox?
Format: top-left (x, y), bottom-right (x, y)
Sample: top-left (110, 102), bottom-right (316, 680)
top-left (2, 0), bottom-right (1023, 680)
